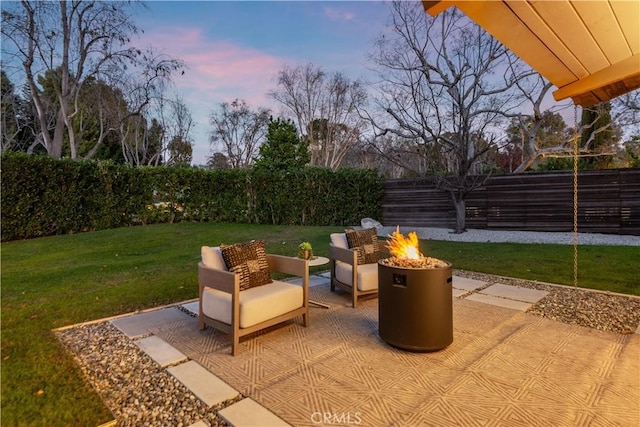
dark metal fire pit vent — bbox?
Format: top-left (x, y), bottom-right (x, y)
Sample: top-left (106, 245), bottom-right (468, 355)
top-left (378, 261), bottom-right (453, 352)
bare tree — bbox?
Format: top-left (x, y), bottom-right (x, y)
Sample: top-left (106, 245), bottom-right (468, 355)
top-left (164, 95), bottom-right (194, 166)
top-left (1, 0), bottom-right (183, 160)
top-left (209, 99), bottom-right (270, 168)
top-left (0, 70), bottom-right (31, 151)
top-left (366, 2), bottom-right (536, 232)
top-left (268, 63), bottom-right (367, 170)
top-left (505, 72), bottom-right (636, 172)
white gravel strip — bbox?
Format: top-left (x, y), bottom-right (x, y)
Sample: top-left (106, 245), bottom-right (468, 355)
top-left (376, 226), bottom-right (640, 246)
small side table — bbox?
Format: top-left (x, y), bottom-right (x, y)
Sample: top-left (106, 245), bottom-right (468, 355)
top-left (306, 256), bottom-right (330, 309)
top-left (307, 256), bottom-right (329, 268)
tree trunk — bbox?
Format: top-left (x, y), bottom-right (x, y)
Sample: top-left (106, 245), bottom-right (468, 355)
top-left (451, 193), bottom-right (466, 234)
top-left (50, 111), bottom-right (66, 159)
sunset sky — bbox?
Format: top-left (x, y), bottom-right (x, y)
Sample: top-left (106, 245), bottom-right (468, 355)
top-left (137, 1), bottom-right (393, 165)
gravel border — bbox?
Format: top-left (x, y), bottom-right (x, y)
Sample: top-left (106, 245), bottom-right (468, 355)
top-left (56, 323), bottom-right (237, 426)
top-left (455, 269), bottom-right (640, 334)
top-left (377, 226), bottom-right (640, 246)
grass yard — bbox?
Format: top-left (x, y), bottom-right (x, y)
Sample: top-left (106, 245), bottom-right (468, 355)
top-left (1, 222), bottom-right (638, 425)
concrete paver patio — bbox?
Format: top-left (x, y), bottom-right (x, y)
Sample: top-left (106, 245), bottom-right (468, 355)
top-left (94, 273), bottom-right (639, 426)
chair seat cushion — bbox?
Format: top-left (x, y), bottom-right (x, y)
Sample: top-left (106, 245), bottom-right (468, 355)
top-left (335, 262), bottom-right (378, 291)
top-left (201, 280), bottom-right (303, 329)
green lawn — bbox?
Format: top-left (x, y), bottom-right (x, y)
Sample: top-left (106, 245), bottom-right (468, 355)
top-left (1, 223), bottom-right (638, 425)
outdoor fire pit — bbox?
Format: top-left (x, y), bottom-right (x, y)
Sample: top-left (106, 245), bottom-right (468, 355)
top-left (378, 228), bottom-right (453, 352)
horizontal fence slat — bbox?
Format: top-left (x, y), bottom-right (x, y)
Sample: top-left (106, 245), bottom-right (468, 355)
top-left (381, 169), bottom-right (640, 236)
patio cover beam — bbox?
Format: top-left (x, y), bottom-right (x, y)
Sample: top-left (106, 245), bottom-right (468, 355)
top-left (422, 0), bottom-right (640, 107)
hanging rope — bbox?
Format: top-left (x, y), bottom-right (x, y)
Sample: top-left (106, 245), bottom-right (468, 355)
top-left (572, 105), bottom-right (579, 288)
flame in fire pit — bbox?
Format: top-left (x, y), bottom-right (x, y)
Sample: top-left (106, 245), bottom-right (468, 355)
top-left (386, 227), bottom-right (424, 260)
top-left (381, 227), bottom-right (449, 269)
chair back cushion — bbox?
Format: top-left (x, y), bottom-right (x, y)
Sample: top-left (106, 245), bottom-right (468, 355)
top-left (201, 280), bottom-right (303, 328)
top-left (345, 228), bottom-right (381, 264)
top-left (335, 262), bottom-right (378, 291)
top-left (220, 240), bottom-right (272, 291)
top-left (201, 246), bottom-right (227, 271)
top-left (330, 233), bottom-right (349, 249)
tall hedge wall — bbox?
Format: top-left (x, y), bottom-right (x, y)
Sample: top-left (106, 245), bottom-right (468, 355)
top-left (1, 153), bottom-right (383, 241)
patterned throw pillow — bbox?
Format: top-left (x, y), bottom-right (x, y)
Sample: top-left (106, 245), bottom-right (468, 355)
top-left (345, 228), bottom-right (380, 265)
top-left (220, 240), bottom-right (272, 291)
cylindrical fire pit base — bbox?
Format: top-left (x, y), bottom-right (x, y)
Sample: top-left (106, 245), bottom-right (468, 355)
top-left (378, 261), bottom-right (453, 352)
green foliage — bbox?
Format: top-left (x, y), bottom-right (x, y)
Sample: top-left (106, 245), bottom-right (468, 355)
top-left (254, 118), bottom-right (310, 171)
top-left (624, 135), bottom-right (640, 167)
top-left (0, 153), bottom-right (154, 240)
top-left (535, 155), bottom-right (616, 171)
top-left (1, 152), bottom-right (383, 240)
top-left (580, 102), bottom-right (620, 169)
top-left (250, 166), bottom-right (382, 226)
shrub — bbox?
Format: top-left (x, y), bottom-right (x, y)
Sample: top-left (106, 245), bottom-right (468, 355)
top-left (1, 153), bottom-right (383, 241)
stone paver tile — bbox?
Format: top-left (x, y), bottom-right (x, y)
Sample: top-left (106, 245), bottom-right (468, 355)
top-left (452, 276), bottom-right (487, 291)
top-left (287, 275), bottom-right (330, 288)
top-left (465, 293), bottom-right (532, 311)
top-left (134, 335), bottom-right (187, 368)
top-left (111, 308), bottom-right (191, 338)
top-left (317, 272), bottom-right (331, 279)
top-left (187, 421), bottom-right (208, 427)
top-left (218, 398), bottom-right (291, 427)
top-left (452, 288), bottom-right (470, 298)
top-left (168, 361), bottom-right (239, 407)
top-left (480, 283), bottom-right (548, 303)
top-left (181, 301), bottom-right (199, 316)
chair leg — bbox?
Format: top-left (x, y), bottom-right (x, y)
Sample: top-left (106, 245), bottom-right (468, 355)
top-left (232, 334), bottom-right (240, 356)
top-left (198, 316), bottom-right (205, 330)
top-left (302, 312), bottom-right (309, 327)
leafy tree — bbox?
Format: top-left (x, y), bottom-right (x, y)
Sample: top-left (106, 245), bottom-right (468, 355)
top-left (504, 110), bottom-right (569, 171)
top-left (167, 135), bottom-right (193, 167)
top-left (580, 102), bottom-right (621, 169)
top-left (254, 118), bottom-right (310, 171)
top-left (207, 152), bottom-right (230, 169)
top-left (625, 135), bottom-right (640, 167)
top-left (509, 82), bottom-right (636, 172)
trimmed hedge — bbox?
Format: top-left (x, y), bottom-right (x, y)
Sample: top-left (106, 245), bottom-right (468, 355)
top-left (1, 153), bottom-right (383, 241)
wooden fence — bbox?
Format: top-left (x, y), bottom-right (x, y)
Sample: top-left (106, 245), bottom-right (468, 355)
top-left (381, 169), bottom-right (640, 236)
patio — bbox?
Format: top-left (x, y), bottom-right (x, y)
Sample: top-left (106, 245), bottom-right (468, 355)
top-left (56, 271), bottom-right (640, 426)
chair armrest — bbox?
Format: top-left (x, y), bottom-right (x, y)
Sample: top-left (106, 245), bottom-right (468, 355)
top-left (329, 243), bottom-right (358, 265)
top-left (198, 262), bottom-right (239, 294)
top-left (266, 254), bottom-right (307, 277)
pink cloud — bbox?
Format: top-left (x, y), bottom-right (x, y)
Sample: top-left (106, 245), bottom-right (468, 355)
top-left (137, 27), bottom-right (284, 107)
top-left (323, 7), bottom-right (356, 22)
top-left (134, 27), bottom-right (290, 164)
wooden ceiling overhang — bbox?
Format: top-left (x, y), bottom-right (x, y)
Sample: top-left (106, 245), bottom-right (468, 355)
top-left (422, 1), bottom-right (640, 107)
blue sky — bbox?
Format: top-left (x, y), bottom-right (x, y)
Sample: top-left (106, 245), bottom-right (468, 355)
top-left (136, 1), bottom-right (393, 165)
